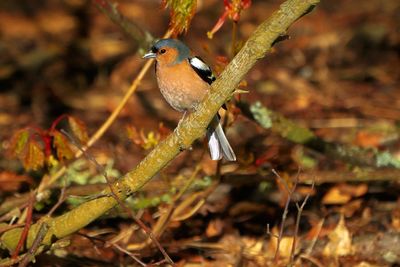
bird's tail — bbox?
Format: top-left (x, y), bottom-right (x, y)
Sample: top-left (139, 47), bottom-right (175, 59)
top-left (206, 115), bottom-right (236, 161)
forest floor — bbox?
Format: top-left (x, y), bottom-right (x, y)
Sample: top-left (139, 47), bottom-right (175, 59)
top-left (0, 0), bottom-right (399, 266)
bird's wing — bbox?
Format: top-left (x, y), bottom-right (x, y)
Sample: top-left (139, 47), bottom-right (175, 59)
top-left (188, 56), bottom-right (216, 85)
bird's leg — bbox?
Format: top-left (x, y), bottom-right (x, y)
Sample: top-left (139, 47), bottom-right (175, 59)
top-left (178, 110), bottom-right (187, 127)
top-left (174, 111), bottom-right (192, 151)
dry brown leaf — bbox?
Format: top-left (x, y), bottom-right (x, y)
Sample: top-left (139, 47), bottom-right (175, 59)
top-left (0, 12), bottom-right (39, 39)
top-left (354, 131), bottom-right (384, 148)
top-left (229, 201), bottom-right (268, 217)
top-left (340, 199), bottom-right (363, 218)
top-left (305, 218), bottom-right (327, 240)
top-left (322, 183), bottom-right (368, 205)
top-left (391, 199), bottom-right (400, 231)
top-left (0, 171), bottom-right (33, 192)
top-left (322, 186), bottom-right (352, 205)
top-left (323, 215), bottom-right (353, 258)
top-left (36, 10), bottom-right (77, 40)
top-left (200, 157), bottom-right (218, 175)
top-left (353, 262), bottom-right (382, 267)
top-left (206, 219), bottom-right (224, 238)
top-left (266, 226), bottom-right (295, 259)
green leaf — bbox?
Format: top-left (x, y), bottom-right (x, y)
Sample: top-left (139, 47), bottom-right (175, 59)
top-left (163, 0), bottom-right (197, 35)
top-left (68, 116), bottom-right (89, 144)
top-left (52, 131), bottom-right (74, 161)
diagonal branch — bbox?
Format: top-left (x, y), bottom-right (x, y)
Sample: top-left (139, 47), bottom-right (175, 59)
top-left (1, 0), bottom-right (320, 252)
top-left (93, 0), bottom-right (154, 52)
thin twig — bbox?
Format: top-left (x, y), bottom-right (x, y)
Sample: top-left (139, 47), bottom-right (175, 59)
top-left (76, 232), bottom-right (105, 257)
top-left (290, 177), bottom-right (315, 265)
top-left (0, 197), bottom-right (29, 219)
top-left (299, 254), bottom-right (324, 267)
top-left (18, 223), bottom-right (49, 267)
top-left (127, 165), bottom-right (206, 251)
top-left (304, 218), bottom-right (324, 256)
top-left (47, 186), bottom-right (66, 217)
top-left (272, 169), bottom-right (299, 262)
top-left (111, 243), bottom-right (146, 267)
top-left (93, 0), bottom-right (153, 51)
top-left (0, 256), bottom-right (24, 267)
top-left (62, 130), bottom-right (174, 266)
top-left (265, 224), bottom-right (279, 239)
top-left (0, 224), bottom-right (25, 235)
top-left (12, 192), bottom-right (35, 259)
top-left (231, 21), bottom-right (238, 57)
top-left (38, 30), bottom-right (171, 193)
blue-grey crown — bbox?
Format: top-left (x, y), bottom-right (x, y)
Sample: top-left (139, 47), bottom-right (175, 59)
top-left (151, 38), bottom-right (190, 63)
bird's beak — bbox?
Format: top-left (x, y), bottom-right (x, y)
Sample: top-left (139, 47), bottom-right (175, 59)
top-left (142, 52), bottom-right (156, 59)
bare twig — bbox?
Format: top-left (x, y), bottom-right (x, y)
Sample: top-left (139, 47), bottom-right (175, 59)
top-left (271, 169), bottom-right (298, 262)
top-left (47, 186), bottom-right (66, 217)
top-left (12, 193), bottom-right (35, 259)
top-left (304, 218), bottom-right (324, 256)
top-left (37, 30), bottom-right (172, 194)
top-left (93, 0), bottom-right (153, 52)
top-left (0, 256), bottom-right (24, 267)
top-left (299, 254), bottom-right (324, 267)
top-left (111, 243), bottom-right (147, 267)
top-left (269, 170), bottom-right (315, 265)
top-left (18, 223), bottom-right (49, 267)
top-left (0, 224), bottom-right (25, 235)
top-left (127, 165), bottom-right (209, 251)
top-left (0, 199), bottom-right (29, 219)
top-left (266, 224), bottom-right (279, 239)
top-left (290, 177), bottom-right (315, 265)
top-left (62, 129), bottom-right (174, 266)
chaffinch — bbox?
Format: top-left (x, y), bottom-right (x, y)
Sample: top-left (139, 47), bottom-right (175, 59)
top-left (143, 38), bottom-right (236, 161)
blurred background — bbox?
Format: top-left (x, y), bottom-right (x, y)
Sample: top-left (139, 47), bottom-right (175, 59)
top-left (0, 0), bottom-right (399, 266)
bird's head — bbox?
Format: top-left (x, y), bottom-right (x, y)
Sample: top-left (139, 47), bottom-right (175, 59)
top-left (143, 38), bottom-right (190, 66)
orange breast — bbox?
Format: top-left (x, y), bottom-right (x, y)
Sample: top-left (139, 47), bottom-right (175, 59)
top-left (156, 61), bottom-right (209, 112)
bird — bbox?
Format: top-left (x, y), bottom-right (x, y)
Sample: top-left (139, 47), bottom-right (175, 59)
top-left (143, 38), bottom-right (236, 161)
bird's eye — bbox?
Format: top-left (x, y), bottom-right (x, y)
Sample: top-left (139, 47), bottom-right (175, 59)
top-left (160, 49), bottom-right (166, 54)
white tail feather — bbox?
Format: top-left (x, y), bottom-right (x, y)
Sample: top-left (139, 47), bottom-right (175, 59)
top-left (206, 116), bottom-right (236, 161)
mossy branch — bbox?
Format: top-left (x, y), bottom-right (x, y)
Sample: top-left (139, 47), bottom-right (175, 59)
top-left (0, 0), bottom-right (319, 253)
top-left (242, 101), bottom-right (400, 169)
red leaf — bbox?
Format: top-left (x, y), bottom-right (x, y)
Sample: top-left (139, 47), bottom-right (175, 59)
top-left (68, 116), bottom-right (89, 144)
top-left (9, 128), bottom-right (30, 158)
top-left (23, 140), bottom-right (45, 170)
top-left (208, 0), bottom-right (252, 39)
top-left (52, 130), bottom-right (74, 161)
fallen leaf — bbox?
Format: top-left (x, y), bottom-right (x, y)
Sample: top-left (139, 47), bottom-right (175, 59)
top-left (340, 199), bottom-right (363, 217)
top-left (354, 131), bottom-right (383, 148)
top-left (206, 218), bottom-right (224, 238)
top-left (391, 199), bottom-right (400, 231)
top-left (0, 171), bottom-right (33, 192)
top-left (267, 226), bottom-right (295, 259)
top-left (322, 183), bottom-right (368, 205)
top-left (323, 215), bottom-right (353, 257)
